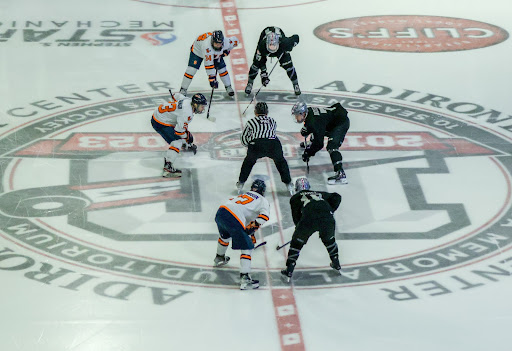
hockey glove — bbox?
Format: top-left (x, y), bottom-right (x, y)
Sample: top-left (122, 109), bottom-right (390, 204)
top-left (221, 50), bottom-right (230, 57)
top-left (300, 126), bottom-right (309, 137)
top-left (302, 149), bottom-right (311, 163)
top-left (250, 233), bottom-right (256, 244)
top-left (184, 143), bottom-right (197, 155)
top-left (260, 71), bottom-right (270, 86)
top-left (186, 131), bottom-right (194, 144)
top-left (245, 221), bottom-right (260, 235)
top-left (292, 34), bottom-right (300, 47)
top-left (209, 76), bottom-right (218, 89)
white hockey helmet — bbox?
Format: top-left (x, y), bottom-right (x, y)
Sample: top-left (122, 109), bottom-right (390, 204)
top-left (266, 32), bottom-right (280, 53)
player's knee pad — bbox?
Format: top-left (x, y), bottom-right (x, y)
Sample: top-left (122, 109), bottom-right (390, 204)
top-left (281, 60), bottom-right (293, 69)
top-left (327, 148), bottom-right (340, 155)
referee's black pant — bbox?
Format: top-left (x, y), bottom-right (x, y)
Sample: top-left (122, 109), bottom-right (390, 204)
top-left (239, 138), bottom-right (292, 184)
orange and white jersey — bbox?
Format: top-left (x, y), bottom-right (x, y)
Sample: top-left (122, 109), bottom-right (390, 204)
top-left (191, 32), bottom-right (239, 76)
top-left (220, 191), bottom-right (270, 228)
top-left (152, 93), bottom-right (193, 136)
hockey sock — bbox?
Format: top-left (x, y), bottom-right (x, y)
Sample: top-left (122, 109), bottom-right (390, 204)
top-left (218, 68), bottom-right (231, 87)
top-left (181, 66), bottom-right (198, 90)
top-left (248, 64), bottom-right (259, 81)
top-left (282, 60), bottom-right (298, 82)
top-left (216, 237), bottom-right (230, 256)
top-left (165, 140), bottom-right (182, 162)
top-left (240, 249), bottom-right (252, 274)
top-left (328, 149), bottom-right (343, 172)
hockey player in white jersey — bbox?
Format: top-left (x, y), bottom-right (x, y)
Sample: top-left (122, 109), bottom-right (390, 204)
top-left (151, 92), bottom-right (207, 177)
top-left (180, 30), bottom-right (239, 97)
top-left (213, 179), bottom-right (270, 290)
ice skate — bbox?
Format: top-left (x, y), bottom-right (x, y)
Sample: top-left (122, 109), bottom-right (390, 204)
top-left (213, 254), bottom-right (230, 267)
top-left (163, 160), bottom-right (182, 178)
top-left (286, 182), bottom-right (295, 195)
top-left (244, 82), bottom-right (253, 95)
top-left (330, 257), bottom-right (342, 274)
top-left (280, 269), bottom-right (293, 283)
top-left (225, 85), bottom-right (235, 97)
top-left (236, 181), bottom-right (244, 194)
top-left (179, 87), bottom-right (187, 96)
top-left (327, 170), bottom-right (347, 185)
top-left (240, 273), bottom-right (259, 290)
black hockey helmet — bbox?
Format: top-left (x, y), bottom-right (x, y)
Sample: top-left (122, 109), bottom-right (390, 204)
top-left (211, 30), bottom-right (224, 50)
top-left (250, 179), bottom-right (266, 196)
top-left (254, 102), bottom-right (268, 116)
top-left (191, 93), bottom-right (207, 114)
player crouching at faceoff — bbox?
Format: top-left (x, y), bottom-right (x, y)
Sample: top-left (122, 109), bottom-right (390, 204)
top-left (214, 179), bottom-right (270, 290)
top-left (180, 30), bottom-right (239, 97)
top-left (281, 177), bottom-right (342, 282)
top-left (291, 101), bottom-right (350, 184)
top-left (151, 92), bottom-right (207, 177)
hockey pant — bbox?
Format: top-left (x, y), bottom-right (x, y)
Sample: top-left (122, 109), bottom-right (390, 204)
top-left (286, 216), bottom-right (339, 272)
top-left (239, 138), bottom-right (292, 184)
top-left (325, 117), bottom-right (350, 172)
top-left (215, 207), bottom-right (254, 274)
top-left (181, 51), bottom-right (232, 90)
top-left (247, 51), bottom-right (298, 85)
top-left (151, 117), bottom-right (183, 163)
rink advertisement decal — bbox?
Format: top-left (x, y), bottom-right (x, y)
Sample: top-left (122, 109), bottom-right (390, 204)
top-left (1, 84), bottom-right (512, 297)
top-left (0, 20), bottom-right (176, 46)
top-left (314, 15), bottom-right (509, 52)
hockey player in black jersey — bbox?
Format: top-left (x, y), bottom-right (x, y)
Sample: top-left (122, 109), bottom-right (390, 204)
top-left (291, 101), bottom-right (350, 184)
top-left (281, 177), bottom-right (342, 282)
top-left (245, 26), bottom-right (301, 95)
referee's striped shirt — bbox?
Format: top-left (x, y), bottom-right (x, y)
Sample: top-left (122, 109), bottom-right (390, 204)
top-left (241, 115), bottom-right (277, 146)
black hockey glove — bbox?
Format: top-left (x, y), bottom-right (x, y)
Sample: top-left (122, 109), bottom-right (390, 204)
top-left (209, 75), bottom-right (218, 89)
top-left (302, 149), bottom-right (311, 163)
top-left (260, 71), bottom-right (270, 86)
top-left (300, 126), bottom-right (309, 137)
top-left (292, 34), bottom-right (299, 47)
top-left (221, 49), bottom-right (230, 57)
top-left (184, 143), bottom-right (197, 155)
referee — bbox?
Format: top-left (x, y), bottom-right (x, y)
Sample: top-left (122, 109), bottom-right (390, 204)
top-left (237, 102), bottom-right (294, 195)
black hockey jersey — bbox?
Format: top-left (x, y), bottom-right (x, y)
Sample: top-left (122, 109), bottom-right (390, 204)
top-left (302, 103), bottom-right (349, 155)
top-left (256, 26), bottom-right (299, 58)
top-left (289, 190), bottom-right (341, 225)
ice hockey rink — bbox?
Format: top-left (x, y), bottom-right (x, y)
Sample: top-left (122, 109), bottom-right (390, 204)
top-left (1, 0), bottom-right (512, 350)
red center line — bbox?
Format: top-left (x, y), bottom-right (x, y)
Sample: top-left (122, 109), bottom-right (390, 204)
top-left (219, 1), bottom-right (306, 350)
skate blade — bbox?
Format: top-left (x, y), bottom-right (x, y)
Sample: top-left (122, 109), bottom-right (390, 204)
top-left (280, 275), bottom-right (291, 283)
top-left (163, 171), bottom-right (182, 178)
top-left (327, 179), bottom-right (348, 185)
top-left (240, 283), bottom-right (260, 290)
top-left (214, 257), bottom-right (230, 267)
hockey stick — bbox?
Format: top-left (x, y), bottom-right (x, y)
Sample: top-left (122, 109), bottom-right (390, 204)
top-left (254, 241), bottom-right (267, 250)
top-left (242, 52), bottom-right (284, 116)
top-left (206, 68), bottom-right (217, 122)
top-left (305, 136), bottom-right (310, 174)
top-left (276, 240), bottom-right (291, 251)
